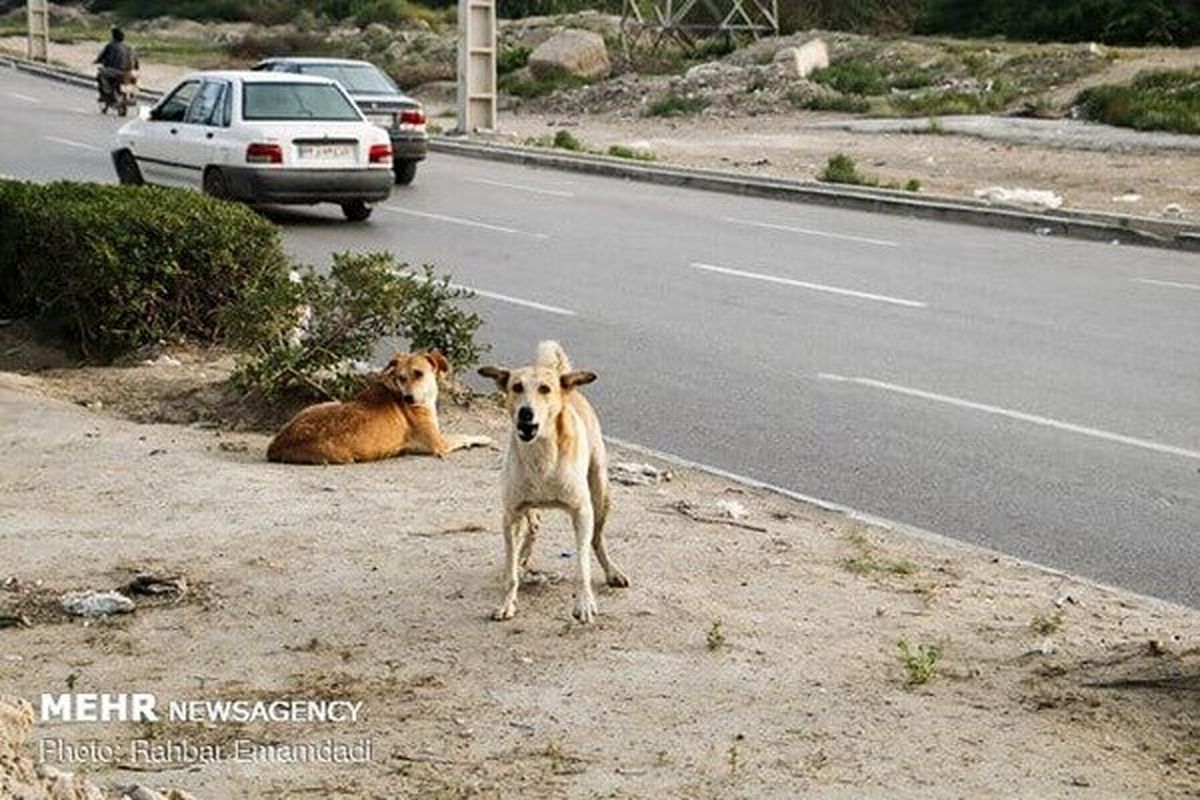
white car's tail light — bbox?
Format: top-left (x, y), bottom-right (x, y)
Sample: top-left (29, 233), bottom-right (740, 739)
top-left (246, 143), bottom-right (283, 164)
top-left (369, 143), bottom-right (393, 164)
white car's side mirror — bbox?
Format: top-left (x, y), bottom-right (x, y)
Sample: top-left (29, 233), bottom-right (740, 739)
top-left (138, 105), bottom-right (152, 121)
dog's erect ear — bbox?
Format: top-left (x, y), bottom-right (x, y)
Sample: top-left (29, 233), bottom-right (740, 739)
top-left (425, 350), bottom-right (450, 374)
top-left (478, 365), bottom-right (510, 389)
top-left (560, 370), bottom-right (597, 390)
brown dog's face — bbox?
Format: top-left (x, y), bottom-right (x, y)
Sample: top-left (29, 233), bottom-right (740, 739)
top-left (479, 364), bottom-right (596, 443)
top-left (381, 350), bottom-right (449, 406)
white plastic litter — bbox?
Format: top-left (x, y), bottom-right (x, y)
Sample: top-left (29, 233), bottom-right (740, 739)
top-left (714, 499), bottom-right (748, 520)
top-left (973, 186), bottom-right (1063, 211)
top-left (610, 462), bottom-right (672, 486)
top-left (60, 590), bottom-right (135, 617)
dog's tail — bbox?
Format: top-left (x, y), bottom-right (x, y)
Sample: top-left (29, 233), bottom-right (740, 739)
top-left (535, 340), bottom-right (571, 374)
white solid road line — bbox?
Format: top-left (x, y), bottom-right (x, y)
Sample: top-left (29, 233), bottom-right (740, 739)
top-left (819, 373), bottom-right (1200, 462)
top-left (7, 92), bottom-right (40, 103)
top-left (1132, 278), bottom-right (1200, 292)
top-left (44, 136), bottom-right (103, 153)
top-left (723, 216), bottom-right (899, 247)
top-left (463, 177), bottom-right (575, 198)
top-left (382, 206), bottom-right (548, 239)
top-left (690, 261), bottom-right (927, 308)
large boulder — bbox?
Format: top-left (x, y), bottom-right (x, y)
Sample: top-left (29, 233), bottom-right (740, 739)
top-left (773, 38), bottom-right (829, 78)
top-left (529, 29), bottom-right (610, 80)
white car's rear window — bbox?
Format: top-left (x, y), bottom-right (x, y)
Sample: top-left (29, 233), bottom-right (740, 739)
top-left (242, 83), bottom-right (361, 121)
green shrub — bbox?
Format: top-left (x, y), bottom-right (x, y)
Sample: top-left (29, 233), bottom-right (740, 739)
top-left (889, 84), bottom-right (1017, 116)
top-left (1077, 68), bottom-right (1200, 134)
top-left (224, 252), bottom-right (485, 400)
top-left (811, 59), bottom-right (887, 95)
top-left (552, 129), bottom-right (584, 151)
top-left (897, 639), bottom-right (939, 685)
top-left (607, 144), bottom-right (657, 161)
top-left (644, 92), bottom-right (710, 117)
top-left (789, 90), bottom-right (871, 113)
top-left (0, 180), bottom-right (289, 358)
top-left (500, 69), bottom-right (586, 98)
top-left (818, 153), bottom-right (874, 186)
top-left (350, 0), bottom-right (443, 26)
top-left (498, 44), bottom-right (532, 76)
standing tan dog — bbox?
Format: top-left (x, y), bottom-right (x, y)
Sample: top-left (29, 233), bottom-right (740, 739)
top-left (479, 341), bottom-right (628, 623)
top-left (268, 350), bottom-right (491, 464)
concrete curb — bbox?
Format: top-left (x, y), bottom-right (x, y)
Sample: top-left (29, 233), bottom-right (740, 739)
top-left (429, 137), bottom-right (1200, 253)
top-left (0, 54), bottom-right (162, 102)
top-left (606, 435), bottom-right (1196, 615)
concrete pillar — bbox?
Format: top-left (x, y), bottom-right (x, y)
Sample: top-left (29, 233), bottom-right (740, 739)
top-left (456, 0), bottom-right (497, 133)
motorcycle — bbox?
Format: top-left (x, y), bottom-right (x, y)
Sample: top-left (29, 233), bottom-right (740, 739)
top-left (98, 69), bottom-right (138, 117)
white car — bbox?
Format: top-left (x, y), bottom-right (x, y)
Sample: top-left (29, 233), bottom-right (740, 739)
top-left (111, 70), bottom-right (394, 221)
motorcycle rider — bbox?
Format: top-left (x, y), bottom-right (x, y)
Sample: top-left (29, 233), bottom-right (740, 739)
top-left (94, 27), bottom-right (138, 104)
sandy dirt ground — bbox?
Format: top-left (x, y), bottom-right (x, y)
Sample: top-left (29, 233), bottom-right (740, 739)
top-left (494, 111), bottom-right (1200, 223)
top-left (2, 352), bottom-right (1199, 799)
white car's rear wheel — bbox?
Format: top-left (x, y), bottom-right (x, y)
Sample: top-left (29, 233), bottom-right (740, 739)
top-left (202, 167), bottom-right (230, 200)
top-left (393, 160), bottom-right (417, 186)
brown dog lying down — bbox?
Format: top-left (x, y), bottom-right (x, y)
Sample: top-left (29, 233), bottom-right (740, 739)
top-left (267, 350), bottom-right (492, 465)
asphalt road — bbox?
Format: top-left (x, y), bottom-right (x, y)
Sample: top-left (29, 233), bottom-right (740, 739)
top-left (3, 67), bottom-right (1199, 607)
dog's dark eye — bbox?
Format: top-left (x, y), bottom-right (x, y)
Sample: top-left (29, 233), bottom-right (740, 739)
top-left (511, 382), bottom-right (524, 393)
top-left (538, 384), bottom-right (551, 395)
top-left (413, 370), bottom-right (423, 379)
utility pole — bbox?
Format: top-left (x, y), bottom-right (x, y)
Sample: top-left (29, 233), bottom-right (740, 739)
top-left (456, 0), bottom-right (496, 132)
top-left (27, 0), bottom-right (49, 62)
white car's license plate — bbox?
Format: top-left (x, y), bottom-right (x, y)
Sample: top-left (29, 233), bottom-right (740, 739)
top-left (367, 113), bottom-right (395, 128)
top-left (297, 144), bottom-right (354, 161)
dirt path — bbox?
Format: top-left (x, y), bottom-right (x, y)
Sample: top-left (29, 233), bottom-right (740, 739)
top-left (2, 358), bottom-right (1198, 799)
top-left (496, 110), bottom-right (1200, 222)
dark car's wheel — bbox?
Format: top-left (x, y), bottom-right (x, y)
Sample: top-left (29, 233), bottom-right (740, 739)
top-left (341, 200), bottom-right (373, 222)
top-left (112, 149), bottom-right (143, 186)
top-left (202, 167), bottom-right (230, 199)
top-left (393, 160), bottom-right (418, 186)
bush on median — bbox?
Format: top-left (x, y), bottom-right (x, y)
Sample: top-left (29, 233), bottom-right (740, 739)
top-left (223, 251), bottom-right (487, 401)
top-left (0, 181), bottom-right (488, 405)
top-left (0, 180), bottom-right (291, 358)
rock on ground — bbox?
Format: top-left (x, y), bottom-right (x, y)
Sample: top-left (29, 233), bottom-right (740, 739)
top-left (529, 29), bottom-right (610, 80)
top-left (773, 38), bottom-right (829, 78)
top-left (1, 696), bottom-right (104, 799)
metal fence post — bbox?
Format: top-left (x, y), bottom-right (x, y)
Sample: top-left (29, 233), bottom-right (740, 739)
top-left (457, 0), bottom-right (497, 133)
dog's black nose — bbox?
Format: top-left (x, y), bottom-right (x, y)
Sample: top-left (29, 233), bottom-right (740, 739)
top-left (401, 393), bottom-right (415, 404)
top-left (517, 406), bottom-right (534, 423)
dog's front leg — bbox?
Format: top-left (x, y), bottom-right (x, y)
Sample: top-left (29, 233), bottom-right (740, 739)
top-left (492, 510), bottom-right (522, 621)
top-left (570, 503), bottom-right (597, 624)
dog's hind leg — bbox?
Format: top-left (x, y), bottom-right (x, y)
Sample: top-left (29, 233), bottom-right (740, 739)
top-left (492, 510), bottom-right (522, 621)
top-left (588, 461), bottom-right (629, 588)
top-left (570, 502), bottom-right (598, 623)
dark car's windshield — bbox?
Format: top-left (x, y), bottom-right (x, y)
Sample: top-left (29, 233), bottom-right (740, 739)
top-left (298, 64), bottom-right (399, 95)
top-left (242, 82), bottom-right (361, 121)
